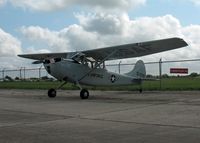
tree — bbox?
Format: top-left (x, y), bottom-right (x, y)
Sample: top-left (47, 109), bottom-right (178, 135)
top-left (146, 74), bottom-right (153, 78)
top-left (189, 72), bottom-right (198, 77)
top-left (162, 74), bottom-right (169, 78)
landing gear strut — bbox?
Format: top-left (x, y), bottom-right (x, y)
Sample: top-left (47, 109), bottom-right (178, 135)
top-left (80, 89), bottom-right (89, 99)
top-left (47, 81), bottom-right (67, 98)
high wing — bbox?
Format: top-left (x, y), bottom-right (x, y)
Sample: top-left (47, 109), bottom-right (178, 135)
top-left (18, 52), bottom-right (75, 61)
top-left (83, 37), bottom-right (188, 61)
top-left (18, 37), bottom-right (188, 61)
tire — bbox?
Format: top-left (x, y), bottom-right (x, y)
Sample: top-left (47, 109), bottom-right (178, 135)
top-left (139, 88), bottom-right (143, 93)
top-left (80, 89), bottom-right (89, 99)
top-left (48, 88), bottom-right (57, 98)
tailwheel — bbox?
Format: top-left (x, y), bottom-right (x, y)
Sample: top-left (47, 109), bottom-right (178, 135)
top-left (139, 88), bottom-right (143, 93)
top-left (48, 88), bottom-right (57, 98)
top-left (80, 89), bottom-right (89, 99)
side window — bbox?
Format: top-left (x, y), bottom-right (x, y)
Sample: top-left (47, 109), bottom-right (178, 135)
top-left (44, 60), bottom-right (50, 64)
top-left (54, 58), bottom-right (61, 62)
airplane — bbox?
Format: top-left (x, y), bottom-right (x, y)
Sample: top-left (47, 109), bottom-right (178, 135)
top-left (18, 37), bottom-right (188, 99)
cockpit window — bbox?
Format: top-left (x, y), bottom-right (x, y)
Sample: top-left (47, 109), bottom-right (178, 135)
top-left (44, 58), bottom-right (62, 64)
top-left (44, 59), bottom-right (50, 64)
top-left (54, 58), bottom-right (62, 62)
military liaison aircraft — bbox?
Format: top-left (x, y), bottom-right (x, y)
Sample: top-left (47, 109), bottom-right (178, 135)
top-left (18, 37), bottom-right (188, 99)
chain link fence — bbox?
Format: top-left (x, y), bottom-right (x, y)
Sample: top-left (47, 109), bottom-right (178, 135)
top-left (0, 67), bottom-right (50, 81)
top-left (0, 59), bottom-right (200, 90)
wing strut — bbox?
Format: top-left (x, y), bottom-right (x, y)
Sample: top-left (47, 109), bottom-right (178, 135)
top-left (78, 50), bottom-right (118, 82)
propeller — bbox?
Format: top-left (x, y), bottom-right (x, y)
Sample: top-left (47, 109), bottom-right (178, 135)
top-left (32, 60), bottom-right (44, 64)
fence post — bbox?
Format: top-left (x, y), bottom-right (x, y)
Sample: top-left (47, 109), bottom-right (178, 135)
top-left (159, 58), bottom-right (162, 90)
top-left (2, 69), bottom-right (5, 81)
top-left (24, 67), bottom-right (26, 80)
top-left (20, 67), bottom-right (22, 80)
top-left (39, 65), bottom-right (43, 80)
top-left (118, 61), bottom-right (122, 74)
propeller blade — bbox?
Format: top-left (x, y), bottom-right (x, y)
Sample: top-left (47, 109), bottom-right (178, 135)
top-left (32, 60), bottom-right (43, 64)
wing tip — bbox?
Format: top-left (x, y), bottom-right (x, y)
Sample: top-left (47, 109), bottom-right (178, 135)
top-left (172, 37), bottom-right (188, 47)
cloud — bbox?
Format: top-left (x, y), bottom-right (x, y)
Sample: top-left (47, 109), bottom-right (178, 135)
top-left (75, 13), bottom-right (183, 46)
top-left (0, 0), bottom-right (6, 6)
top-left (190, 0), bottom-right (200, 5)
top-left (20, 26), bottom-right (70, 52)
top-left (0, 28), bottom-right (22, 57)
top-left (181, 25), bottom-right (200, 58)
top-left (76, 13), bottom-right (124, 35)
top-left (7, 0), bottom-right (145, 12)
top-left (20, 13), bottom-right (199, 63)
top-left (2, 12), bottom-right (200, 74)
top-left (20, 24), bottom-right (104, 52)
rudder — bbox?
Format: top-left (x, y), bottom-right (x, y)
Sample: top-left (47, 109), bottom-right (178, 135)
top-left (125, 60), bottom-right (146, 78)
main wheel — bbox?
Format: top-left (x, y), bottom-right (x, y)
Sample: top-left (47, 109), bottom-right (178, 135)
top-left (139, 88), bottom-right (143, 93)
top-left (48, 88), bottom-right (57, 98)
top-left (80, 89), bottom-right (89, 99)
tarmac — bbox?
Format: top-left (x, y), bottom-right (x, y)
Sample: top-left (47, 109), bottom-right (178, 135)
top-left (0, 89), bottom-right (200, 143)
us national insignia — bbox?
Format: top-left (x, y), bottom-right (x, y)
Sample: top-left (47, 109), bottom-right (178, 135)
top-left (110, 75), bottom-right (116, 83)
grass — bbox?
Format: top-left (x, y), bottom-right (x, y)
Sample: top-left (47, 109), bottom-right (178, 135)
top-left (143, 77), bottom-right (200, 91)
top-left (0, 77), bottom-right (200, 91)
top-left (0, 81), bottom-right (78, 90)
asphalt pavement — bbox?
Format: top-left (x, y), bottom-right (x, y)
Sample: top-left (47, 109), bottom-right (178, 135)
top-left (0, 89), bottom-right (200, 143)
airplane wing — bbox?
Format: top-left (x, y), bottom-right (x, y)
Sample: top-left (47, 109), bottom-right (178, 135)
top-left (18, 37), bottom-right (188, 61)
top-left (18, 52), bottom-right (75, 60)
top-left (82, 37), bottom-right (188, 61)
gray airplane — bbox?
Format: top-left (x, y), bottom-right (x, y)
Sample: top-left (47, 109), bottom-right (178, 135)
top-left (18, 37), bottom-right (188, 99)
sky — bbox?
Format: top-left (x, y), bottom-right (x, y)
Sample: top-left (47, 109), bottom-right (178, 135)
top-left (0, 0), bottom-right (200, 73)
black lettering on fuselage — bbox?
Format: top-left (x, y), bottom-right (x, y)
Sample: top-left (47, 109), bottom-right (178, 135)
top-left (88, 73), bottom-right (103, 79)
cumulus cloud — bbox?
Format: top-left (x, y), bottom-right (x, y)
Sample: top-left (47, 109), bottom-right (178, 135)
top-left (1, 11), bottom-right (200, 74)
top-left (75, 13), bottom-right (184, 46)
top-left (20, 24), bottom-right (105, 52)
top-left (0, 28), bottom-right (22, 57)
top-left (7, 0), bottom-right (145, 12)
top-left (181, 25), bottom-right (200, 58)
top-left (190, 0), bottom-right (200, 5)
top-left (20, 13), bottom-right (199, 63)
top-left (0, 0), bottom-right (6, 6)
top-left (20, 26), bottom-right (71, 52)
top-left (2, 0), bottom-right (200, 12)
top-left (76, 13), bottom-right (123, 35)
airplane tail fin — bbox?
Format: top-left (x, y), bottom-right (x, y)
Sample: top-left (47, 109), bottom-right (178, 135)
top-left (125, 60), bottom-right (146, 78)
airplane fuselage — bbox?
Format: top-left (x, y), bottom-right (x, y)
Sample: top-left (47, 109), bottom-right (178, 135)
top-left (44, 60), bottom-right (141, 86)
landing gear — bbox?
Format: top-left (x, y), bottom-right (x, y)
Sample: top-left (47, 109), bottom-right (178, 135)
top-left (48, 88), bottom-right (57, 98)
top-left (47, 81), bottom-right (90, 99)
top-left (139, 88), bottom-right (143, 93)
top-left (80, 89), bottom-right (89, 99)
top-left (139, 83), bottom-right (143, 93)
top-left (47, 81), bottom-right (67, 98)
